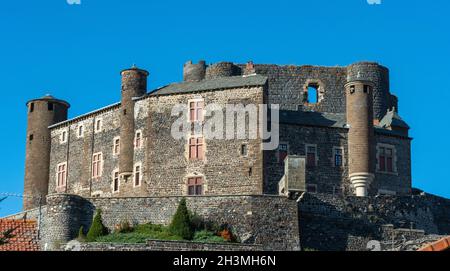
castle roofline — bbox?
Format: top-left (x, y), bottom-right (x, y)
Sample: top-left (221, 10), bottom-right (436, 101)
top-left (48, 75), bottom-right (267, 129)
top-left (48, 102), bottom-right (121, 129)
top-left (26, 95), bottom-right (70, 108)
top-left (150, 74), bottom-right (268, 96)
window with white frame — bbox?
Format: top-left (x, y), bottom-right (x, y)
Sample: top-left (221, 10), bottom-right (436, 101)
top-left (113, 136), bottom-right (120, 155)
top-left (112, 170), bottom-right (119, 193)
top-left (377, 144), bottom-right (397, 173)
top-left (135, 130), bottom-right (142, 149)
top-left (60, 129), bottom-right (68, 144)
top-left (56, 162), bottom-right (67, 188)
top-left (333, 147), bottom-right (344, 167)
top-left (94, 118), bottom-right (103, 133)
top-left (77, 125), bottom-right (84, 138)
top-left (306, 144), bottom-right (317, 167)
top-left (134, 163), bottom-right (142, 187)
top-left (92, 152), bottom-right (103, 178)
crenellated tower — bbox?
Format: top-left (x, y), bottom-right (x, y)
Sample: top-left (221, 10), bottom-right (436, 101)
top-left (24, 95), bottom-right (69, 210)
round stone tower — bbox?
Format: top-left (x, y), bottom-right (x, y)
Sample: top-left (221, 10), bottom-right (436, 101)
top-left (119, 66), bottom-right (148, 179)
top-left (183, 60), bottom-right (206, 82)
top-left (347, 62), bottom-right (390, 121)
top-left (205, 62), bottom-right (237, 79)
top-left (345, 77), bottom-right (375, 197)
top-left (24, 95), bottom-right (70, 210)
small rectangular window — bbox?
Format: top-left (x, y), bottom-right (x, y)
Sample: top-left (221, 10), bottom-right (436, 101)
top-left (306, 145), bottom-right (317, 167)
top-left (113, 137), bottom-right (120, 155)
top-left (378, 146), bottom-right (395, 173)
top-left (334, 148), bottom-right (343, 167)
top-left (92, 153), bottom-right (103, 178)
top-left (57, 162), bottom-right (67, 188)
top-left (113, 171), bottom-right (119, 193)
top-left (134, 164), bottom-right (141, 187)
top-left (189, 100), bottom-right (204, 122)
top-left (78, 125), bottom-right (84, 138)
top-left (48, 102), bottom-right (54, 111)
top-left (189, 137), bottom-right (204, 160)
top-left (95, 119), bottom-right (102, 133)
top-left (135, 131), bottom-right (142, 149)
top-left (60, 130), bottom-right (68, 144)
top-left (187, 177), bottom-right (204, 196)
top-left (29, 134), bottom-right (34, 141)
top-left (30, 103), bottom-right (34, 113)
top-left (241, 144), bottom-right (248, 156)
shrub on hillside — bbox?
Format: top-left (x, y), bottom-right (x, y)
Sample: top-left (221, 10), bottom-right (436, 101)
top-left (169, 198), bottom-right (193, 240)
top-left (86, 209), bottom-right (108, 242)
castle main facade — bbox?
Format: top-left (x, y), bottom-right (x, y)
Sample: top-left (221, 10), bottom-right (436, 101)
top-left (23, 61), bottom-right (411, 210)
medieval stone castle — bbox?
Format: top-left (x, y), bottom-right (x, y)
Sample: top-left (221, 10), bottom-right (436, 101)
top-left (15, 60), bottom-right (449, 251)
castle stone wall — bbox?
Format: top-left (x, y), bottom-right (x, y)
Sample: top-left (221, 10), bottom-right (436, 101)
top-left (265, 124), bottom-right (349, 195)
top-left (48, 99), bottom-right (150, 198)
top-left (240, 64), bottom-right (348, 113)
top-left (372, 133), bottom-right (412, 195)
top-left (71, 240), bottom-right (263, 251)
top-left (41, 194), bottom-right (300, 251)
top-left (147, 87), bottom-right (264, 196)
top-left (298, 193), bottom-right (450, 251)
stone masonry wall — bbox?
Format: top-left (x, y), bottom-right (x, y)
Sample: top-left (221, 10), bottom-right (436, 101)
top-left (264, 123), bottom-right (411, 196)
top-left (298, 193), bottom-right (450, 251)
top-left (240, 64), bottom-right (348, 113)
top-left (147, 86), bottom-right (264, 196)
top-left (264, 124), bottom-right (349, 195)
top-left (41, 194), bottom-right (300, 251)
top-left (49, 86), bottom-right (264, 199)
top-left (49, 99), bottom-right (149, 198)
top-left (372, 133), bottom-right (412, 195)
top-left (73, 240), bottom-right (263, 251)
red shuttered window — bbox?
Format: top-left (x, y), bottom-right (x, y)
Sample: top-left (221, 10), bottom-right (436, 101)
top-left (57, 163), bottom-right (67, 188)
top-left (189, 137), bottom-right (204, 160)
top-left (189, 101), bottom-right (204, 122)
top-left (187, 177), bottom-right (204, 196)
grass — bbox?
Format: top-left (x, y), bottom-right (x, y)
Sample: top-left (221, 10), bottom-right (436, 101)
top-left (93, 223), bottom-right (228, 244)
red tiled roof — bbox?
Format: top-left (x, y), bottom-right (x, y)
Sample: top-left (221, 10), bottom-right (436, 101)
top-left (0, 219), bottom-right (40, 251)
top-left (418, 236), bottom-right (450, 251)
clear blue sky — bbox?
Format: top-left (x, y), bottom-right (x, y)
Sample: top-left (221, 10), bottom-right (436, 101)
top-left (0, 0), bottom-right (449, 216)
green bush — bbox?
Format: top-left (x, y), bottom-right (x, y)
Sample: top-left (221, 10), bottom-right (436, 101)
top-left (193, 231), bottom-right (226, 243)
top-left (169, 198), bottom-right (193, 240)
top-left (86, 209), bottom-right (108, 242)
top-left (189, 211), bottom-right (204, 232)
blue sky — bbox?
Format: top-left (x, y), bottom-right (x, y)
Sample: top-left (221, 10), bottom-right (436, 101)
top-left (0, 0), bottom-right (449, 216)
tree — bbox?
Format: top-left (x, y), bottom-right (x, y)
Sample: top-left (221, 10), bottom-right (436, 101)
top-left (169, 198), bottom-right (193, 240)
top-left (86, 209), bottom-right (108, 242)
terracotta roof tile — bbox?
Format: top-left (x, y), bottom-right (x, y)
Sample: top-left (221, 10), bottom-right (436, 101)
top-left (0, 219), bottom-right (40, 251)
top-left (418, 236), bottom-right (450, 252)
